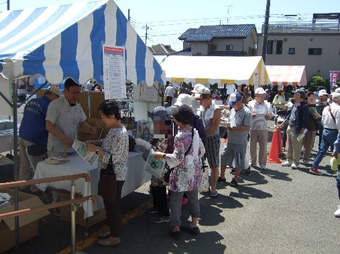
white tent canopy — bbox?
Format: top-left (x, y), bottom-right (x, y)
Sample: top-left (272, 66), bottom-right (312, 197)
top-left (266, 65), bottom-right (307, 86)
top-left (160, 55), bottom-right (270, 86)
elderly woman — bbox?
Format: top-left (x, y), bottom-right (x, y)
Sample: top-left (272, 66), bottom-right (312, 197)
top-left (86, 100), bottom-right (129, 247)
top-left (154, 105), bottom-right (205, 240)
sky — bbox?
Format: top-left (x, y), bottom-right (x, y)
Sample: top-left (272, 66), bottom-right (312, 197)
top-left (0, 0), bottom-right (338, 51)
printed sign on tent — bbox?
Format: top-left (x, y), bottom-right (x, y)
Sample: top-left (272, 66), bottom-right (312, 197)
top-left (330, 71), bottom-right (339, 90)
top-left (103, 45), bottom-right (126, 99)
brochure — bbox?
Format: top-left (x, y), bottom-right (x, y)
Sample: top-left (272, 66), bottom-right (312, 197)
top-left (144, 149), bottom-right (165, 178)
top-left (72, 140), bottom-right (98, 165)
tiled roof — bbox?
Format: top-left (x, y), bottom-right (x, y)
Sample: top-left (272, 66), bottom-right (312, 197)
top-left (179, 24), bottom-right (256, 42)
top-left (148, 44), bottom-right (176, 55)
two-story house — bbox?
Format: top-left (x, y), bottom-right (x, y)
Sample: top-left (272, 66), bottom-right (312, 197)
top-left (178, 24), bottom-right (257, 56)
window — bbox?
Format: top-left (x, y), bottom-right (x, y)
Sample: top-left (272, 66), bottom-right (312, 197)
top-left (308, 48), bottom-right (322, 55)
top-left (267, 40), bottom-right (273, 54)
top-left (276, 40), bottom-right (283, 54)
top-left (226, 45), bottom-right (233, 51)
top-left (288, 48), bottom-right (295, 55)
top-left (210, 45), bottom-right (217, 51)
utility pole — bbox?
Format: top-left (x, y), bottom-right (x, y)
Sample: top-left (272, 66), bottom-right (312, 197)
top-left (7, 0), bottom-right (10, 10)
top-left (128, 9), bottom-right (130, 21)
top-left (144, 23), bottom-right (150, 45)
top-left (261, 0), bottom-right (270, 63)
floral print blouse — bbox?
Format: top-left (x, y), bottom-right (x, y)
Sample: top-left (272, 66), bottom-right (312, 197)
top-left (98, 126), bottom-right (129, 181)
top-left (163, 128), bottom-right (205, 192)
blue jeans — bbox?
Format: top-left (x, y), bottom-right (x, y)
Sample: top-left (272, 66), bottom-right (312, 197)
top-left (312, 129), bottom-right (338, 169)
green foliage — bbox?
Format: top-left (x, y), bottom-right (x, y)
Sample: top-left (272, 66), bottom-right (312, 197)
top-left (308, 75), bottom-right (327, 91)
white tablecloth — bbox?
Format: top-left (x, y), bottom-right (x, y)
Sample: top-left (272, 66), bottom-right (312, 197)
top-left (33, 152), bottom-right (151, 218)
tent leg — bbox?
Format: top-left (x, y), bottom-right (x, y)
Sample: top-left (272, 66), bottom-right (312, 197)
top-left (11, 79), bottom-right (20, 250)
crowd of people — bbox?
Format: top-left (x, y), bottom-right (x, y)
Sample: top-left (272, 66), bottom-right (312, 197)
top-left (17, 79), bottom-right (340, 246)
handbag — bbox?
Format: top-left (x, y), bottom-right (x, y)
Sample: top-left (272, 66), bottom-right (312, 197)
top-left (98, 155), bottom-right (117, 204)
top-left (164, 129), bottom-right (194, 183)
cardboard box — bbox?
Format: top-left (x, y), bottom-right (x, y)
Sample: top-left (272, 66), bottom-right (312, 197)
top-left (0, 189), bottom-right (49, 253)
top-left (58, 192), bottom-right (106, 227)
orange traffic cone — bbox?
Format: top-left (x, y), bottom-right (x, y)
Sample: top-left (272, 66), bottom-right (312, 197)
top-left (276, 127), bottom-right (283, 153)
top-left (267, 127), bottom-right (282, 163)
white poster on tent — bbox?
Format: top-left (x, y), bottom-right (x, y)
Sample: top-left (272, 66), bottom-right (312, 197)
top-left (103, 45), bottom-right (126, 99)
top-left (0, 76), bottom-right (12, 116)
top-left (254, 72), bottom-right (258, 89)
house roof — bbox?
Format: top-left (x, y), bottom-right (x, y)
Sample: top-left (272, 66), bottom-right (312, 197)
top-left (179, 24), bottom-right (256, 42)
top-left (148, 43), bottom-right (176, 55)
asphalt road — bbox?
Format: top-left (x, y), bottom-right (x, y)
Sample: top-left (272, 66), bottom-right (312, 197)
top-left (4, 130), bottom-right (340, 254)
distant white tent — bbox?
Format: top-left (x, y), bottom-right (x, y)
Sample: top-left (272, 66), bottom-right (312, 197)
top-left (266, 65), bottom-right (307, 86)
top-left (160, 55), bottom-right (270, 87)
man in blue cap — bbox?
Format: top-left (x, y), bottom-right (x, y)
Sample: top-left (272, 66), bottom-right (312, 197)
top-left (219, 92), bottom-right (252, 187)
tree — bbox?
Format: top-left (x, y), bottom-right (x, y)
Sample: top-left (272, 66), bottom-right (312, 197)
top-left (308, 75), bottom-right (327, 91)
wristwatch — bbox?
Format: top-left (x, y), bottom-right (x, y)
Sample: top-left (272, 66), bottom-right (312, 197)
top-left (96, 147), bottom-right (100, 155)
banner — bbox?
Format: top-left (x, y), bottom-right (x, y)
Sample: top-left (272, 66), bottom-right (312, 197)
top-left (330, 71), bottom-right (339, 90)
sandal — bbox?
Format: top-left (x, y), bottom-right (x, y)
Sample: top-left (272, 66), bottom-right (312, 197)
top-left (210, 190), bottom-right (218, 198)
top-left (97, 236), bottom-right (120, 247)
top-left (97, 230), bottom-right (111, 239)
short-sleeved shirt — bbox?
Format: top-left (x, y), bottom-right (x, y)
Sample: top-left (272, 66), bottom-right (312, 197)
top-left (248, 100), bottom-right (273, 130)
top-left (46, 96), bottom-right (87, 153)
top-left (19, 96), bottom-right (51, 146)
top-left (165, 86), bottom-right (175, 97)
top-left (199, 102), bottom-right (221, 137)
top-left (227, 106), bottom-right (252, 144)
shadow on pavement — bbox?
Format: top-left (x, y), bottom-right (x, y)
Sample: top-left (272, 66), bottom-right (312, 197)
top-left (229, 184), bottom-right (272, 200)
top-left (259, 166), bottom-right (293, 182)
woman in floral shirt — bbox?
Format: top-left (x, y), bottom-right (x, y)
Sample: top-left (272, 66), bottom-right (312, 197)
top-left (154, 104), bottom-right (205, 240)
top-left (87, 100), bottom-right (128, 247)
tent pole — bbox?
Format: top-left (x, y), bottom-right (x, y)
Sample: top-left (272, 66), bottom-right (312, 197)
top-left (11, 79), bottom-right (20, 250)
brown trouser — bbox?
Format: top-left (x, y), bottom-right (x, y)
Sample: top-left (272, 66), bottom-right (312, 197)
top-left (103, 181), bottom-right (125, 237)
top-left (287, 126), bottom-right (303, 165)
top-left (302, 130), bottom-right (316, 160)
top-left (250, 130), bottom-right (268, 167)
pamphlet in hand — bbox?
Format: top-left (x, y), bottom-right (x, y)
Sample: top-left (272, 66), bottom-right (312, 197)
top-left (72, 140), bottom-right (98, 165)
top-left (144, 149), bottom-right (165, 178)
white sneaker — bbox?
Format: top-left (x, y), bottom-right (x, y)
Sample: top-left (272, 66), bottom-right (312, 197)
top-left (291, 163), bottom-right (298, 169)
top-left (334, 206), bottom-right (340, 218)
top-left (282, 161), bottom-right (292, 167)
top-left (260, 165), bottom-right (267, 170)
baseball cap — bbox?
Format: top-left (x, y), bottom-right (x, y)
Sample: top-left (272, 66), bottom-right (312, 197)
top-left (292, 89), bottom-right (305, 98)
top-left (228, 92), bottom-right (243, 106)
top-left (172, 104), bottom-right (194, 124)
top-left (174, 94), bottom-right (193, 108)
top-left (255, 87), bottom-right (266, 95)
top-left (48, 86), bottom-right (61, 97)
top-left (193, 84), bottom-right (210, 99)
top-left (148, 106), bottom-right (171, 120)
top-left (319, 89), bottom-right (329, 97)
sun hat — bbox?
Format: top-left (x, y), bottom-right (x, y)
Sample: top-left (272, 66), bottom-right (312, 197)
top-left (48, 86), bottom-right (61, 97)
top-left (332, 93), bottom-right (340, 100)
top-left (228, 92), bottom-right (243, 106)
top-left (174, 94), bottom-right (193, 108)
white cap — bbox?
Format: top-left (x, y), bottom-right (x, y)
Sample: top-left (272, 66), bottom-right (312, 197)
top-left (335, 88), bottom-right (340, 93)
top-left (174, 94), bottom-right (193, 108)
top-left (255, 87), bottom-right (266, 95)
top-left (193, 84), bottom-right (210, 99)
top-left (319, 89), bottom-right (329, 97)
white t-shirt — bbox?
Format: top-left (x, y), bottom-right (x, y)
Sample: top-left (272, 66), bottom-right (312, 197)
top-left (248, 100), bottom-right (273, 130)
top-left (46, 96), bottom-right (87, 153)
top-left (165, 86), bottom-right (175, 97)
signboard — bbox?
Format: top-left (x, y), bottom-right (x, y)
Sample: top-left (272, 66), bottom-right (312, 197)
top-left (330, 71), bottom-right (339, 90)
top-left (103, 45), bottom-right (126, 99)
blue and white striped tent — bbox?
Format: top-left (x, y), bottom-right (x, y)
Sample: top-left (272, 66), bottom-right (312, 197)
top-left (0, 0), bottom-right (164, 86)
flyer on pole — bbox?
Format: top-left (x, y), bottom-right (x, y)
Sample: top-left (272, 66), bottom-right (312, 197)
top-left (103, 45), bottom-right (126, 99)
